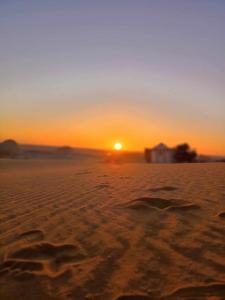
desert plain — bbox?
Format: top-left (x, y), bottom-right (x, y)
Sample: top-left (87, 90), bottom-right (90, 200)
top-left (0, 159), bottom-right (225, 300)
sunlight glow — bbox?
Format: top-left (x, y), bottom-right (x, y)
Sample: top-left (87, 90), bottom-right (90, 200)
top-left (114, 142), bottom-right (122, 151)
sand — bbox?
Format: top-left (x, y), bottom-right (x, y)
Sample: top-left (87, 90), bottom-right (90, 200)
top-left (0, 159), bottom-right (225, 300)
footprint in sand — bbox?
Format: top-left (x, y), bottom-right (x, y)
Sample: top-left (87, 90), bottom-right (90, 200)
top-left (125, 197), bottom-right (180, 210)
top-left (124, 197), bottom-right (200, 213)
top-left (0, 241), bottom-right (86, 280)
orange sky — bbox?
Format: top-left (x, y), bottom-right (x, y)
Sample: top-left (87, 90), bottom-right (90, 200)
top-left (1, 100), bottom-right (224, 155)
top-left (1, 1), bottom-right (225, 156)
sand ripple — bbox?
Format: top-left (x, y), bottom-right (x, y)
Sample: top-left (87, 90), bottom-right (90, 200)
top-left (0, 161), bottom-right (225, 299)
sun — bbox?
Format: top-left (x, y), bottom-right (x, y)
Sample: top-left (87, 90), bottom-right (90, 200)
top-left (114, 142), bottom-right (122, 151)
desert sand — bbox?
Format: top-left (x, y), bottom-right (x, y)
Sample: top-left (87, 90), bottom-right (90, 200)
top-left (0, 159), bottom-right (225, 300)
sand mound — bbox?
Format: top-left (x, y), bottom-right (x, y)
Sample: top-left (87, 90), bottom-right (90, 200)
top-left (9, 242), bottom-right (79, 260)
top-left (1, 240), bottom-right (87, 280)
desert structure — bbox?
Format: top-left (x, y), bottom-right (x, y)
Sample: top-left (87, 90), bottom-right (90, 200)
top-left (145, 143), bottom-right (174, 163)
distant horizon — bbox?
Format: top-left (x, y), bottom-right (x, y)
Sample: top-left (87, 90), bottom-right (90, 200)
top-left (1, 138), bottom-right (225, 157)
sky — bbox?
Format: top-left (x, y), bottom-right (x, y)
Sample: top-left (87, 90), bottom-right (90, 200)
top-left (0, 0), bottom-right (225, 155)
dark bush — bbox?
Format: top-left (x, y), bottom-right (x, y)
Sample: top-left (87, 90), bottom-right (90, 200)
top-left (173, 143), bottom-right (197, 163)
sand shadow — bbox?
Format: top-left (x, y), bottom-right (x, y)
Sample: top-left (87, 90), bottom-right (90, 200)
top-left (218, 212), bottom-right (225, 219)
top-left (147, 186), bottom-right (178, 192)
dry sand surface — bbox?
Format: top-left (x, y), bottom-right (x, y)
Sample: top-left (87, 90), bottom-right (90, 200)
top-left (0, 159), bottom-right (225, 300)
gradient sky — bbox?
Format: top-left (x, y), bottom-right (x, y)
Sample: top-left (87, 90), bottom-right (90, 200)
top-left (0, 0), bottom-right (225, 154)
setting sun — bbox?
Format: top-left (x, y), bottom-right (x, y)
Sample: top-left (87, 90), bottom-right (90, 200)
top-left (114, 142), bottom-right (122, 151)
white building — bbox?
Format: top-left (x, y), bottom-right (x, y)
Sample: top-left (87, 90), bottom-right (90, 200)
top-left (145, 143), bottom-right (174, 163)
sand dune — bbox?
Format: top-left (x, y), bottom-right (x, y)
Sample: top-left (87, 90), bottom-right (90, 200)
top-left (0, 160), bottom-right (225, 299)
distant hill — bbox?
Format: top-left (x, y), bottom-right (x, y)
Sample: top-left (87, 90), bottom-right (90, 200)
top-left (20, 144), bottom-right (105, 161)
top-left (0, 139), bottom-right (21, 158)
